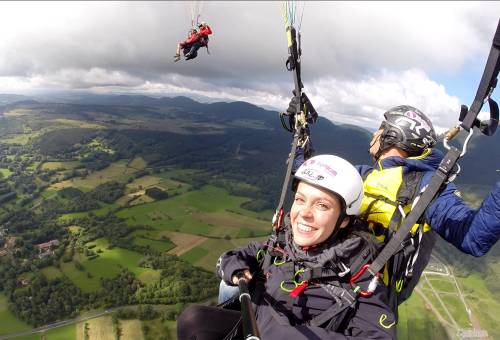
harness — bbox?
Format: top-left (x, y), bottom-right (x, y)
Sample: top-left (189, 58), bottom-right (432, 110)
top-left (199, 35), bottom-right (210, 54)
top-left (258, 224), bottom-right (379, 332)
top-left (360, 164), bottom-right (436, 312)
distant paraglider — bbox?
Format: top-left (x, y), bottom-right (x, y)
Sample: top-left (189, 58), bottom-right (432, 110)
top-left (174, 1), bottom-right (213, 62)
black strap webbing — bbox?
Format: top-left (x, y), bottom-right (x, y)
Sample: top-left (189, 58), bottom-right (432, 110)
top-left (274, 133), bottom-right (300, 219)
top-left (461, 20), bottom-right (500, 131)
top-left (309, 284), bottom-right (357, 327)
top-left (273, 25), bottom-right (305, 229)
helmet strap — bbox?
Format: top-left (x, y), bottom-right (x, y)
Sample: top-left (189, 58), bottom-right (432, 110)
top-left (326, 209), bottom-right (348, 244)
top-left (373, 133), bottom-right (386, 161)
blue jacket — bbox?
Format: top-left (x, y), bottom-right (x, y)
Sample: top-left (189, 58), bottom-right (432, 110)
top-left (357, 148), bottom-right (500, 257)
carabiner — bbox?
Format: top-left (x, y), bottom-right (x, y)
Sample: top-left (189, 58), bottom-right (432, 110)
top-left (350, 264), bottom-right (380, 298)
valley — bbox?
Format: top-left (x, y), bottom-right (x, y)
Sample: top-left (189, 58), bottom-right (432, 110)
top-left (0, 96), bottom-right (499, 339)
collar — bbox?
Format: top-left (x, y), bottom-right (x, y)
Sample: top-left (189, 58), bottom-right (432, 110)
top-left (284, 226), bottom-right (365, 268)
top-left (374, 148), bottom-right (443, 174)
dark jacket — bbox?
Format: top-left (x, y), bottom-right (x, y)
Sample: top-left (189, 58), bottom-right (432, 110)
top-left (357, 148), bottom-right (500, 257)
top-left (216, 227), bottom-right (396, 339)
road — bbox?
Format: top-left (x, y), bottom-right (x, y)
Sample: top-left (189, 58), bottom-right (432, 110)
top-left (0, 307), bottom-right (118, 340)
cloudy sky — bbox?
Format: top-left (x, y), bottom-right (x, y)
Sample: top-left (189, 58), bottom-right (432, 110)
top-left (0, 1), bottom-right (499, 130)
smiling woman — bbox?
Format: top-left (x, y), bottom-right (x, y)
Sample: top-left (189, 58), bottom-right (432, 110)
top-left (177, 155), bottom-right (395, 340)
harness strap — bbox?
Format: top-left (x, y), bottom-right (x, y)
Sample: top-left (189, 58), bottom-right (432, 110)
top-left (263, 293), bottom-right (297, 326)
top-left (363, 192), bottom-right (398, 206)
top-left (388, 171), bottom-right (423, 237)
top-left (387, 204), bottom-right (402, 237)
top-left (273, 25), bottom-right (312, 231)
top-left (309, 284), bottom-right (357, 328)
top-left (461, 20), bottom-right (500, 132)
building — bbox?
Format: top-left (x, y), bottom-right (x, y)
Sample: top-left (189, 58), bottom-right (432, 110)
top-left (35, 239), bottom-right (60, 259)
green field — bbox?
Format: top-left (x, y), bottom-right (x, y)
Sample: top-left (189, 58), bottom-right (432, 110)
top-left (397, 292), bottom-right (450, 340)
top-left (0, 292), bottom-right (32, 335)
top-left (41, 188), bottom-right (58, 199)
top-left (50, 160), bottom-right (137, 191)
top-left (141, 319), bottom-right (176, 340)
top-left (59, 202), bottom-right (119, 221)
top-left (36, 323), bottom-right (75, 340)
top-left (0, 168), bottom-right (12, 178)
top-left (133, 237), bottom-right (175, 253)
top-left (427, 277), bottom-right (456, 293)
top-left (190, 238), bottom-right (235, 271)
top-left (180, 246), bottom-right (210, 264)
top-left (41, 266), bottom-right (65, 280)
top-left (60, 238), bottom-right (161, 292)
top-left (127, 157), bottom-right (147, 170)
top-left (458, 273), bottom-right (500, 339)
top-left (125, 175), bottom-right (163, 192)
top-left (117, 185), bottom-right (270, 238)
top-left (2, 132), bottom-right (37, 145)
top-left (41, 161), bottom-right (81, 171)
top-left (440, 294), bottom-right (471, 328)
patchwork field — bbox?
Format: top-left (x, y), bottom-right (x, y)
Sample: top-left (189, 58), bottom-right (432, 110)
top-left (3, 151), bottom-right (497, 340)
top-left (50, 160), bottom-right (139, 191)
top-left (165, 232), bottom-right (208, 256)
top-left (117, 185), bottom-right (270, 239)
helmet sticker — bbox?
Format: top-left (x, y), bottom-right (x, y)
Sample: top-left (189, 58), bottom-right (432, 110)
top-left (302, 160), bottom-right (338, 177)
top-left (300, 169), bottom-right (325, 181)
top-left (395, 116), bottom-right (431, 135)
top-left (403, 110), bottom-right (432, 132)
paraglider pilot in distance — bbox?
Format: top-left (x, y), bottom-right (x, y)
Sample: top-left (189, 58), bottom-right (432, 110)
top-left (177, 155), bottom-right (396, 340)
top-left (174, 28), bottom-right (199, 62)
top-left (174, 22), bottom-right (212, 62)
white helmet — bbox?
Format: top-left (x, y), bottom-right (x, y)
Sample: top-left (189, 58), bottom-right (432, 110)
top-left (294, 155), bottom-right (363, 216)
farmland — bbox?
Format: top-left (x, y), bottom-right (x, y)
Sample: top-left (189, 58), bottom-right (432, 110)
top-left (0, 97), bottom-right (498, 340)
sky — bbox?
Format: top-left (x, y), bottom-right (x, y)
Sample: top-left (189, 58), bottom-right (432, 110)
top-left (0, 1), bottom-right (499, 131)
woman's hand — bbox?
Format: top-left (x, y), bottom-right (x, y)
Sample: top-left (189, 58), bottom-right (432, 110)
top-left (232, 269), bottom-right (252, 285)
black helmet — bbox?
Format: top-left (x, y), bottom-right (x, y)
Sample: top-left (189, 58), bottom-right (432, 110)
top-left (379, 105), bottom-right (437, 156)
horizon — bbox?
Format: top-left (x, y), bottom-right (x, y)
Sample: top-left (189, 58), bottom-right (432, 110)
top-left (0, 2), bottom-right (499, 131)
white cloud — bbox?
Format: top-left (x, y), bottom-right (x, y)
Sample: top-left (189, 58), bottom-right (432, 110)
top-left (308, 69), bottom-right (461, 131)
top-left (0, 1), bottom-right (498, 133)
